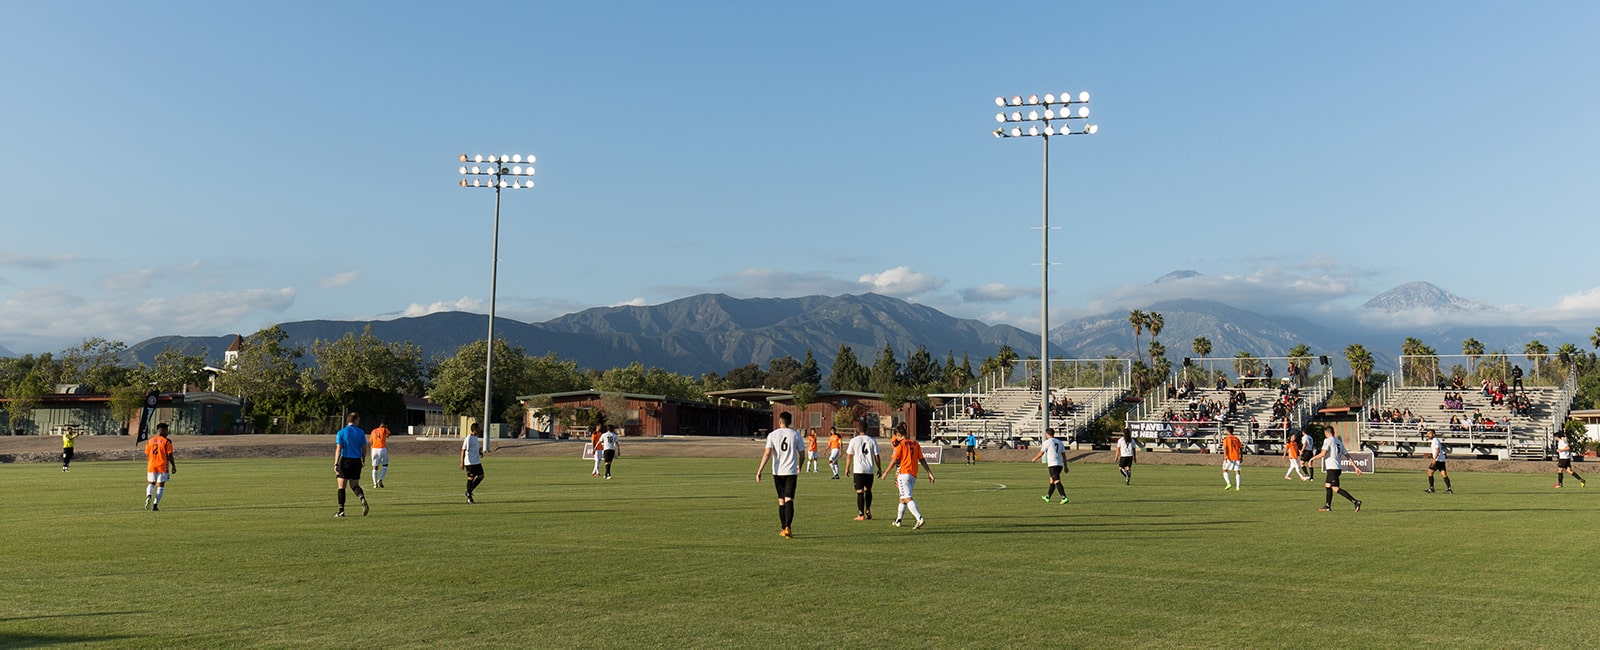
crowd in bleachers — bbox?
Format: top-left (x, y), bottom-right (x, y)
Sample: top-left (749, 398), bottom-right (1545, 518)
top-left (1048, 393), bottom-right (1081, 417)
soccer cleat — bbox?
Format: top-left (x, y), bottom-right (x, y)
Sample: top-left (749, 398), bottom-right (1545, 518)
top-left (1425, 488), bottom-right (1434, 493)
top-left (913, 519), bottom-right (925, 530)
top-left (1041, 495), bottom-right (1050, 503)
top-left (63, 467), bottom-right (69, 472)
top-left (1223, 485), bottom-right (1231, 491)
top-left (150, 503), bottom-right (159, 512)
top-left (1353, 500), bottom-right (1363, 512)
top-left (865, 511), bottom-right (872, 520)
top-left (466, 492), bottom-right (475, 504)
top-left (605, 474), bottom-right (612, 480)
top-left (1582, 480), bottom-right (1587, 488)
top-left (1554, 484), bottom-right (1563, 489)
top-left (1445, 489), bottom-right (1453, 494)
top-left (892, 519), bottom-right (902, 528)
top-left (780, 528), bottom-right (793, 539)
top-left (853, 514), bottom-right (866, 521)
top-left (1318, 506), bottom-right (1331, 512)
top-left (360, 496), bottom-right (369, 516)
top-left (1060, 497), bottom-right (1069, 505)
top-left (334, 511), bottom-right (345, 517)
top-left (144, 495), bottom-right (153, 510)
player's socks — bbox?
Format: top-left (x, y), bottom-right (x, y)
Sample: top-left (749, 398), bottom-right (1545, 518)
top-left (1443, 476), bottom-right (1451, 490)
top-left (906, 501), bottom-right (923, 521)
top-left (154, 487), bottom-right (163, 504)
top-left (1234, 474), bottom-right (1241, 490)
top-left (338, 489), bottom-right (346, 508)
top-left (1557, 473), bottom-right (1564, 486)
top-left (856, 491), bottom-right (865, 514)
top-left (1428, 475), bottom-right (1434, 488)
top-left (1324, 487), bottom-right (1333, 508)
top-left (897, 503), bottom-right (907, 521)
top-left (864, 491), bottom-right (873, 512)
top-left (1339, 489), bottom-right (1357, 502)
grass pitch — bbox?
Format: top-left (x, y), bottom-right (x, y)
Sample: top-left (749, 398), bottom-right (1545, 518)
top-left (3, 454), bottom-right (1597, 648)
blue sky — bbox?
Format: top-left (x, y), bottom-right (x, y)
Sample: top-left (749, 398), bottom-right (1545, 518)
top-left (3, 2), bottom-right (1598, 354)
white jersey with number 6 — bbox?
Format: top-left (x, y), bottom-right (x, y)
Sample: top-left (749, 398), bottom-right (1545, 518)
top-left (766, 427), bottom-right (804, 476)
top-left (846, 435), bottom-right (880, 474)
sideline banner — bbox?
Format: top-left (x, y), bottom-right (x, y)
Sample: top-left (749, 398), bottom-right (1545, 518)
top-left (922, 446), bottom-right (943, 465)
top-left (1341, 451), bottom-right (1376, 474)
top-left (582, 443), bottom-right (597, 460)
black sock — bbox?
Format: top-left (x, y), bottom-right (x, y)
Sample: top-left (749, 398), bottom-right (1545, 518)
top-left (777, 505), bottom-right (786, 528)
top-left (1324, 487), bottom-right (1332, 507)
top-left (1574, 473), bottom-right (1584, 482)
top-left (337, 489), bottom-right (346, 508)
top-left (856, 491), bottom-right (865, 514)
top-left (1340, 489), bottom-right (1357, 502)
top-left (1429, 475), bottom-right (1434, 488)
top-left (1444, 476), bottom-right (1451, 489)
top-left (865, 490), bottom-right (873, 512)
top-left (1558, 473), bottom-right (1565, 485)
top-left (352, 485), bottom-right (364, 499)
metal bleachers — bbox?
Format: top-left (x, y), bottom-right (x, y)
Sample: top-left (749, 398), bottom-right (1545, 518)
top-left (932, 358), bottom-right (1132, 447)
top-left (1357, 354), bottom-right (1577, 460)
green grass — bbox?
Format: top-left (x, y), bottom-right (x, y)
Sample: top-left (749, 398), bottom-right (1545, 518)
top-left (3, 456), bottom-right (1597, 648)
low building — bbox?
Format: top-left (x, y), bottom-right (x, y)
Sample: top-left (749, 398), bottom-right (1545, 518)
top-left (767, 390), bottom-right (925, 439)
top-left (4, 389), bottom-right (243, 436)
top-left (519, 390), bottom-right (770, 438)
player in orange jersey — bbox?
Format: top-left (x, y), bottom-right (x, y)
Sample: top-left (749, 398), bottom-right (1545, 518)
top-left (826, 428), bottom-right (843, 479)
top-left (370, 417), bottom-right (393, 488)
top-left (879, 423), bottom-right (934, 529)
top-left (1283, 431), bottom-right (1309, 481)
top-left (590, 425), bottom-right (605, 477)
top-left (1221, 425), bottom-right (1243, 491)
top-left (143, 423), bottom-right (177, 511)
top-left (805, 429), bottom-right (819, 473)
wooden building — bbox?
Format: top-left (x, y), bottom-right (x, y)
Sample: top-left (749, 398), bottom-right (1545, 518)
top-left (519, 390), bottom-right (771, 438)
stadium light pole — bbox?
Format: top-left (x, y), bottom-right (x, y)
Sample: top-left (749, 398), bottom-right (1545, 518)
top-left (991, 92), bottom-right (1097, 442)
top-left (457, 153), bottom-right (536, 452)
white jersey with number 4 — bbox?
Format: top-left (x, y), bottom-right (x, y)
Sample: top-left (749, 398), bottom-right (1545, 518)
top-left (1040, 437), bottom-right (1065, 467)
top-left (766, 427), bottom-right (803, 476)
top-left (846, 435), bottom-right (880, 474)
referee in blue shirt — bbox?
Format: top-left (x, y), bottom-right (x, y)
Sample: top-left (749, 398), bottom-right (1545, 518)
top-left (334, 413), bottom-right (369, 517)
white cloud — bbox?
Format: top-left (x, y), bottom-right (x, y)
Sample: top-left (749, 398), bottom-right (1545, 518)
top-left (0, 251), bottom-right (78, 269)
top-left (399, 297), bottom-right (485, 317)
top-left (961, 282), bottom-right (1034, 303)
top-left (0, 285), bottom-right (295, 351)
top-left (613, 297), bottom-right (649, 307)
top-left (1094, 264), bottom-right (1362, 313)
top-left (319, 270), bottom-right (360, 288)
top-left (103, 269), bottom-right (155, 292)
top-left (857, 266), bottom-right (945, 297)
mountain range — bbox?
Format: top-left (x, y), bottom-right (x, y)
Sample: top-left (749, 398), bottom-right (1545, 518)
top-left (95, 279), bottom-right (1580, 379)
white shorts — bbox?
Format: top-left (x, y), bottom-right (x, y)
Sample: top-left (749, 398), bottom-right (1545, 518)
top-left (371, 448), bottom-right (389, 465)
top-left (147, 472), bottom-right (170, 483)
top-left (829, 449), bottom-right (841, 461)
top-left (1223, 460), bottom-right (1241, 471)
top-left (808, 451), bottom-right (818, 460)
top-left (896, 474), bottom-right (917, 500)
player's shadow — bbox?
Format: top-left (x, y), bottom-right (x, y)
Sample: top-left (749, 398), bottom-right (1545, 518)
top-left (0, 632), bottom-right (136, 647)
top-left (1386, 507), bottom-right (1580, 513)
top-left (0, 610), bottom-right (145, 623)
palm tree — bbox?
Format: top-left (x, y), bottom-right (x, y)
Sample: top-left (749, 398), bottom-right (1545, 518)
top-left (1287, 343), bottom-right (1313, 381)
top-left (1146, 312), bottom-right (1165, 346)
top-left (1345, 344), bottom-right (1374, 406)
top-left (1192, 336), bottom-right (1212, 359)
top-left (1556, 342), bottom-right (1581, 376)
top-left (1462, 337), bottom-right (1484, 377)
top-left (1128, 310), bottom-right (1147, 363)
top-left (1591, 326), bottom-right (1600, 350)
top-left (1525, 339), bottom-right (1549, 378)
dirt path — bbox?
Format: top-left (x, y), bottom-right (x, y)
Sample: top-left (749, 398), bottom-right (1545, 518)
top-left (2, 434), bottom-right (1584, 474)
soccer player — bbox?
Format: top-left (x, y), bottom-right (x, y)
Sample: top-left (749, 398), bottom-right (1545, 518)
top-left (370, 417), bottom-right (392, 488)
top-left (1030, 428), bottom-right (1069, 503)
top-left (1220, 425), bottom-right (1243, 491)
top-left (589, 425), bottom-right (605, 477)
top-left (599, 425), bottom-right (620, 479)
top-left (334, 413), bottom-right (369, 517)
top-left (1424, 429), bottom-right (1452, 494)
top-left (462, 422), bottom-right (486, 503)
top-left (1299, 428), bottom-right (1316, 479)
top-left (62, 425), bottom-right (79, 472)
top-left (845, 426), bottom-right (881, 521)
top-left (805, 429), bottom-right (819, 473)
top-left (1283, 432), bottom-right (1309, 481)
top-left (826, 428), bottom-right (843, 479)
top-left (965, 432), bottom-right (978, 465)
top-left (1554, 432), bottom-right (1585, 488)
top-left (1309, 428), bottom-right (1362, 512)
top-left (755, 412), bottom-right (804, 539)
top-left (1114, 428), bottom-right (1137, 485)
top-left (880, 423), bottom-right (934, 529)
top-left (143, 423), bottom-right (176, 511)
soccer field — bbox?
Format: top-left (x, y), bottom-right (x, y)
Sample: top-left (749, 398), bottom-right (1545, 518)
top-left (4, 455), bottom-right (1597, 648)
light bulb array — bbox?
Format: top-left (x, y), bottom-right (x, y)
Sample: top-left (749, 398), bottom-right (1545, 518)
top-left (457, 153), bottom-right (537, 189)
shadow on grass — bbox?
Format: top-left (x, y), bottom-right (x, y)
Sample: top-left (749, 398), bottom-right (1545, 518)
top-left (0, 610), bottom-right (145, 623)
top-left (0, 632), bottom-right (138, 647)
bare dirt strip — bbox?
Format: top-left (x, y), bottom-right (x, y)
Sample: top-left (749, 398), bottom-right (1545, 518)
top-left (0, 434), bottom-right (1581, 474)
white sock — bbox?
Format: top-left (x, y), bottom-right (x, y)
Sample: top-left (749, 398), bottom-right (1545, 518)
top-left (907, 500), bottom-right (923, 521)
top-left (146, 484), bottom-right (154, 497)
top-left (1234, 473), bottom-right (1241, 488)
top-left (897, 503), bottom-right (907, 520)
top-left (1224, 471), bottom-right (1232, 487)
top-left (154, 487), bottom-right (164, 504)
top-left (372, 469), bottom-right (379, 484)
top-left (379, 466), bottom-right (387, 481)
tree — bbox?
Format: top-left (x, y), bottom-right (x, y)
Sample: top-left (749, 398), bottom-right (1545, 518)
top-left (868, 343), bottom-right (902, 394)
top-left (306, 325), bottom-right (426, 419)
top-left (593, 363), bottom-right (706, 402)
top-left (1462, 338), bottom-right (1485, 376)
top-left (943, 351), bottom-right (975, 391)
top-left (1345, 344), bottom-right (1374, 406)
top-left (1556, 342), bottom-right (1583, 376)
top-left (1287, 343), bottom-right (1313, 380)
top-left (1592, 326), bottom-right (1600, 350)
top-left (978, 345), bottom-right (1018, 381)
top-left (725, 363), bottom-right (767, 389)
top-left (4, 369), bottom-right (47, 434)
top-left (1128, 310), bottom-right (1147, 362)
top-left (797, 349), bottom-right (822, 387)
top-left (58, 337), bottom-right (131, 392)
top-left (790, 382), bottom-right (818, 415)
top-left (904, 345), bottom-right (938, 387)
top-left (1232, 351), bottom-right (1261, 379)
top-left (145, 348), bottom-right (208, 393)
top-left (426, 338), bottom-right (526, 423)
top-left (764, 356), bottom-right (805, 390)
top-left (217, 326), bottom-right (305, 426)
top-left (1401, 337), bottom-right (1438, 387)
top-left (1146, 312), bottom-right (1165, 346)
top-left (829, 345), bottom-right (869, 392)
top-left (108, 384), bottom-right (147, 432)
top-left (1525, 339), bottom-right (1549, 377)
top-left (1148, 340), bottom-right (1171, 381)
top-left (1192, 336), bottom-right (1212, 360)
top-left (598, 392), bottom-right (631, 430)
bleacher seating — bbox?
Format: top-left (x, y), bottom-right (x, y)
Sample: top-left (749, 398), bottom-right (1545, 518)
top-left (1360, 386), bottom-right (1566, 460)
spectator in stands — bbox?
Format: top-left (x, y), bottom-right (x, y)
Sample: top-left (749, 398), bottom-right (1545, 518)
top-left (1451, 375), bottom-right (1466, 390)
top-left (1215, 375), bottom-right (1228, 390)
top-left (1449, 415), bottom-right (1466, 432)
top-left (1262, 364), bottom-right (1274, 387)
top-left (1512, 365), bottom-right (1524, 392)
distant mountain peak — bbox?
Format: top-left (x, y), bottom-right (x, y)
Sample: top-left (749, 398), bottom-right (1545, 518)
top-left (1364, 282), bottom-right (1491, 313)
top-left (1152, 270), bottom-right (1201, 284)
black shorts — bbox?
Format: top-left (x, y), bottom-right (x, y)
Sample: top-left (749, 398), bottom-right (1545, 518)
top-left (336, 457), bottom-right (363, 480)
top-left (602, 449), bottom-right (615, 463)
top-left (853, 473), bottom-right (874, 490)
top-left (1048, 465), bottom-right (1063, 481)
top-left (773, 474), bottom-right (798, 500)
top-left (1558, 458), bottom-right (1572, 469)
top-left (1299, 450), bottom-right (1313, 463)
top-left (1117, 456), bottom-right (1133, 469)
top-left (1429, 461), bottom-right (1447, 472)
top-left (465, 463), bottom-right (485, 479)
top-left (63, 447), bottom-right (75, 460)
top-left (1324, 469), bottom-right (1342, 487)
top-left (966, 445), bottom-right (976, 453)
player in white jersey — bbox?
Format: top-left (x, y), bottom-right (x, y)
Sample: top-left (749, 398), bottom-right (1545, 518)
top-left (1553, 432), bottom-right (1586, 488)
top-left (845, 428), bottom-right (882, 520)
top-left (1423, 429), bottom-right (1452, 494)
top-left (599, 426), bottom-right (620, 479)
top-left (1114, 429), bottom-right (1138, 485)
top-left (1029, 428), bottom-right (1069, 504)
top-left (1308, 428), bottom-right (1362, 512)
top-left (756, 412), bottom-right (805, 539)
